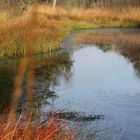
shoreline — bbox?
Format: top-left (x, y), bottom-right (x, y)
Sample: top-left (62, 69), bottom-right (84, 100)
top-left (0, 5), bottom-right (140, 57)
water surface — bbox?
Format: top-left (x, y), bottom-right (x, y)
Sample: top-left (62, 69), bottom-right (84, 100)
top-left (0, 29), bottom-right (140, 139)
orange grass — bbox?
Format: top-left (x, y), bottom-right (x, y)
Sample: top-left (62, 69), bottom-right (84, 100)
top-left (0, 5), bottom-right (140, 56)
top-left (0, 5), bottom-right (71, 57)
top-left (37, 5), bottom-right (140, 27)
top-left (0, 114), bottom-right (77, 140)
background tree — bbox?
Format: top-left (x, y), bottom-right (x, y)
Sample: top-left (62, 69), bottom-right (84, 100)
top-left (53, 0), bottom-right (56, 8)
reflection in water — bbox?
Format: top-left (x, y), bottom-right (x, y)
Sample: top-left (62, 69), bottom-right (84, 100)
top-left (47, 111), bottom-right (104, 122)
top-left (118, 44), bottom-right (140, 77)
top-left (75, 30), bottom-right (140, 77)
top-left (0, 59), bottom-right (17, 112)
top-left (0, 52), bottom-right (78, 140)
top-left (1, 29), bottom-right (140, 139)
top-left (0, 52), bottom-right (73, 113)
top-left (69, 29), bottom-right (140, 139)
top-left (34, 53), bottom-right (73, 109)
top-left (0, 50), bottom-right (103, 127)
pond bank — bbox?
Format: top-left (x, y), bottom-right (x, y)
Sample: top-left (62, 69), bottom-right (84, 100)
top-left (0, 28), bottom-right (140, 140)
top-left (0, 5), bottom-right (140, 57)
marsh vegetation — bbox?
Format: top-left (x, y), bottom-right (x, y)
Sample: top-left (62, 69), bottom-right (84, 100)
top-left (0, 2), bottom-right (140, 56)
top-left (0, 0), bottom-right (140, 140)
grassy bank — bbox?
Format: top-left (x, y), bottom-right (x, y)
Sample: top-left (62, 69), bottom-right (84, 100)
top-left (0, 13), bottom-right (71, 56)
top-left (0, 5), bottom-right (140, 57)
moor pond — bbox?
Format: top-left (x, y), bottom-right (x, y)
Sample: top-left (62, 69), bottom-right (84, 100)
top-left (0, 29), bottom-right (140, 140)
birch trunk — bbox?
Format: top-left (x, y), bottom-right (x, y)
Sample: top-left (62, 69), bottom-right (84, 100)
top-left (53, 0), bottom-right (56, 8)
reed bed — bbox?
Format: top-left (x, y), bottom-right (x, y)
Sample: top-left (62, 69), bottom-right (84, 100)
top-left (0, 6), bottom-right (71, 57)
top-left (0, 114), bottom-right (77, 140)
top-left (0, 5), bottom-right (140, 56)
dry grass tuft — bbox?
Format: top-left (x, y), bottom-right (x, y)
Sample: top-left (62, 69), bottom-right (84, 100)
top-left (0, 114), bottom-right (77, 140)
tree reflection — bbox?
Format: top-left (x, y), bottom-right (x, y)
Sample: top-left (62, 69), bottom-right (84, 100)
top-left (117, 44), bottom-right (140, 77)
top-left (0, 52), bottom-right (73, 113)
top-left (75, 30), bottom-right (140, 77)
top-left (0, 59), bottom-right (18, 112)
top-left (34, 52), bottom-right (73, 109)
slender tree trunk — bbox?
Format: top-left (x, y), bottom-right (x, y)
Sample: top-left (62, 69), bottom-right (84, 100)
top-left (53, 0), bottom-right (56, 8)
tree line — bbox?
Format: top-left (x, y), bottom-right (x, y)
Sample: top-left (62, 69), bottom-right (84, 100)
top-left (0, 0), bottom-right (140, 11)
top-left (43, 0), bottom-right (140, 8)
top-left (96, 0), bottom-right (140, 8)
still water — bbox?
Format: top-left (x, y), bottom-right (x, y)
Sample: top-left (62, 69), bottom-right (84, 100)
top-left (1, 29), bottom-right (140, 139)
